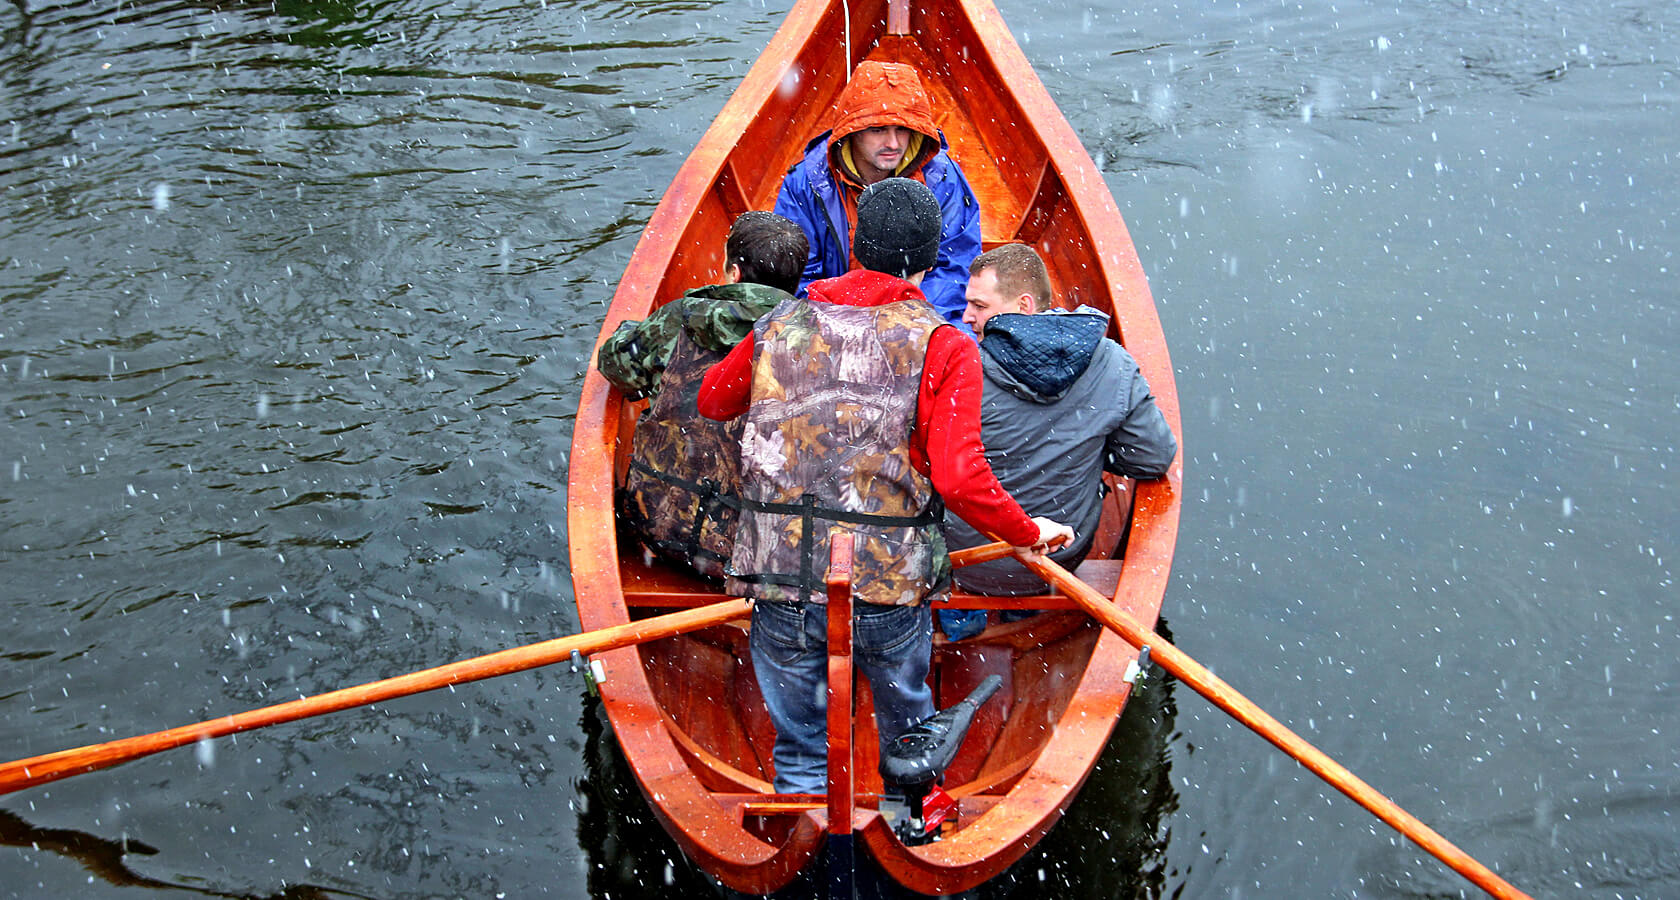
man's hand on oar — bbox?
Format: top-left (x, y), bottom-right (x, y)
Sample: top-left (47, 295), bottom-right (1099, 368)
top-left (1017, 517), bottom-right (1074, 560)
top-left (0, 599), bottom-right (752, 796)
top-left (1016, 554), bottom-right (1533, 900)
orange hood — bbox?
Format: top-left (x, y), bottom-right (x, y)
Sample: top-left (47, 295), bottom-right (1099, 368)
top-left (825, 60), bottom-right (939, 152)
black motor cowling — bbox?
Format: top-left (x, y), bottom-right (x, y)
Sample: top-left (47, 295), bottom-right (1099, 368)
top-left (880, 674), bottom-right (1003, 844)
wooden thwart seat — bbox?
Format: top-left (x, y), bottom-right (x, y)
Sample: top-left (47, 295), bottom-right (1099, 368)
top-left (618, 548), bottom-right (722, 608)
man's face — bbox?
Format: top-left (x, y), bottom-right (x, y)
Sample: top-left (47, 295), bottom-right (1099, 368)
top-left (963, 268), bottom-right (1031, 338)
top-left (850, 125), bottom-right (913, 184)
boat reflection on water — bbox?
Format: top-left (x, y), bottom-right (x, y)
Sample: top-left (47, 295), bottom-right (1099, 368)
top-left (577, 696), bottom-right (731, 898)
top-left (983, 619), bottom-right (1180, 900)
top-left (0, 808), bottom-right (339, 899)
top-left (577, 621), bottom-right (1180, 900)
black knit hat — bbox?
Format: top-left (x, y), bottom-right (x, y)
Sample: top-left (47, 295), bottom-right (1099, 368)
top-left (852, 177), bottom-right (942, 277)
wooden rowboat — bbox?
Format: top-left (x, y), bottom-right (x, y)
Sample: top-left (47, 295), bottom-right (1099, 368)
top-left (566, 0), bottom-right (1182, 893)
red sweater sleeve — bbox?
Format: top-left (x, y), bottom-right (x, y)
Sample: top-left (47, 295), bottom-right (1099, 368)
top-left (697, 334), bottom-right (755, 420)
top-left (913, 327), bottom-right (1040, 547)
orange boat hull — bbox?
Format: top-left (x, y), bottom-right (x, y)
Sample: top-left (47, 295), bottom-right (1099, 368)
top-left (567, 0), bottom-right (1181, 893)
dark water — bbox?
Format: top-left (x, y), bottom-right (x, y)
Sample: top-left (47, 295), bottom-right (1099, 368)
top-left (1, 0), bottom-right (1675, 897)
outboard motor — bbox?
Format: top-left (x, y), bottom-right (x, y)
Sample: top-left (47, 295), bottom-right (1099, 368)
top-left (880, 674), bottom-right (1003, 845)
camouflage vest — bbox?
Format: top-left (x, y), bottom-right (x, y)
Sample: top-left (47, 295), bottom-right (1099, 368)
top-left (621, 330), bottom-right (747, 579)
top-left (727, 297), bottom-right (952, 607)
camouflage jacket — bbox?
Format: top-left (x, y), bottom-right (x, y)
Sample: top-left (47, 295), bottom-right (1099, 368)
top-left (727, 296), bottom-right (951, 606)
top-left (612, 282), bottom-right (790, 577)
top-left (597, 282), bottom-right (790, 401)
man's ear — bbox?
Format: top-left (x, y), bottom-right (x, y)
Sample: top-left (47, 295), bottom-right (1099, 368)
top-left (1015, 292), bottom-right (1037, 314)
top-left (725, 263), bottom-right (743, 284)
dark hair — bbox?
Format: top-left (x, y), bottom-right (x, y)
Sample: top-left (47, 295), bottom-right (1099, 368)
top-left (728, 211), bottom-right (808, 295)
top-left (971, 243), bottom-right (1053, 311)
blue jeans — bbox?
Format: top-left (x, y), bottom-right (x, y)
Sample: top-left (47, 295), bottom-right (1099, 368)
top-left (750, 600), bottom-right (935, 794)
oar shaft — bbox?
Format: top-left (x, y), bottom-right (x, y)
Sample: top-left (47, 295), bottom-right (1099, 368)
top-left (1020, 555), bottom-right (1531, 900)
top-left (0, 598), bottom-right (752, 796)
top-left (949, 540), bottom-right (1014, 568)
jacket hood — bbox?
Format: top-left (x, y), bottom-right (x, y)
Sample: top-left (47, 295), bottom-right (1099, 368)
top-left (979, 307), bottom-right (1109, 401)
top-left (823, 61), bottom-right (939, 181)
top-left (826, 61), bottom-right (939, 142)
top-left (682, 282), bottom-right (789, 352)
top-left (806, 268), bottom-right (929, 310)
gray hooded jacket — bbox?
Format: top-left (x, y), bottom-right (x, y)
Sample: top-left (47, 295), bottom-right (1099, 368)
top-left (942, 307), bottom-right (1177, 595)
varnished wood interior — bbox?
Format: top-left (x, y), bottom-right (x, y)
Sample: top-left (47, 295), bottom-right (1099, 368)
top-left (567, 0), bottom-right (1182, 894)
top-left (632, 558), bottom-right (1125, 795)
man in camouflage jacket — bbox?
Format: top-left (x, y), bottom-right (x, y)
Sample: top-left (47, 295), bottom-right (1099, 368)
top-left (597, 211), bottom-right (807, 578)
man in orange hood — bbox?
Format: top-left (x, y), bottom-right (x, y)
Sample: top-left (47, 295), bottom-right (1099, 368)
top-left (772, 60), bottom-right (983, 333)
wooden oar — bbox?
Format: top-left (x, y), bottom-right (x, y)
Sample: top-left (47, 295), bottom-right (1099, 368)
top-left (948, 539), bottom-right (1015, 568)
top-left (0, 598), bottom-right (752, 796)
top-left (1018, 554), bottom-right (1533, 900)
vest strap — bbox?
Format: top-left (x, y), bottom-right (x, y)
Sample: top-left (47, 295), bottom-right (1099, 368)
top-left (624, 459), bottom-right (737, 568)
top-left (629, 457), bottom-right (743, 511)
top-left (736, 494), bottom-right (939, 528)
top-left (733, 494), bottom-right (944, 599)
